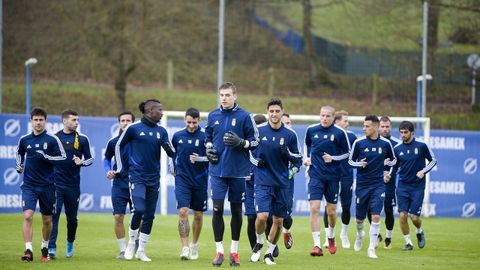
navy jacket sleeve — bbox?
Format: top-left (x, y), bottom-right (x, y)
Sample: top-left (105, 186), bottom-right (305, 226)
top-left (80, 135), bottom-right (94, 167)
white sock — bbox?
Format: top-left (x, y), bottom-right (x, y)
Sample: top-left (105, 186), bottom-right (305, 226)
top-left (256, 233), bottom-right (265, 244)
top-left (356, 223), bottom-right (364, 236)
top-left (129, 228), bottom-right (139, 244)
top-left (41, 240), bottom-right (49, 249)
top-left (215, 241), bottom-right (224, 253)
top-left (368, 222), bottom-right (380, 250)
top-left (26, 242), bottom-right (33, 251)
top-left (266, 241), bottom-right (276, 254)
top-left (137, 233), bottom-right (149, 252)
top-left (416, 227), bottom-right (423, 234)
top-left (404, 234), bottom-right (413, 245)
top-left (341, 223), bottom-right (349, 237)
top-left (230, 240), bottom-right (239, 253)
top-left (324, 228), bottom-right (329, 241)
top-left (328, 226), bottom-right (335, 239)
top-left (386, 229), bottom-right (393, 238)
top-left (117, 238), bottom-right (126, 252)
top-left (283, 228), bottom-right (290, 233)
top-left (312, 231), bottom-right (321, 247)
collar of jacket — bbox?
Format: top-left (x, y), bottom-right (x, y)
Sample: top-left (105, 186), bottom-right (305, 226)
top-left (220, 103), bottom-right (239, 112)
top-left (141, 115), bottom-right (158, 127)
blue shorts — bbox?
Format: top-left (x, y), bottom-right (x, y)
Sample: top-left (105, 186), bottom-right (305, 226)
top-left (210, 176), bottom-right (245, 203)
top-left (286, 179), bottom-right (294, 217)
top-left (384, 188), bottom-right (397, 209)
top-left (21, 184), bottom-right (56, 215)
top-left (308, 177), bottom-right (339, 204)
top-left (244, 178), bottom-right (255, 215)
top-left (112, 185), bottom-right (132, 215)
top-left (339, 178), bottom-right (353, 210)
top-left (355, 184), bottom-right (385, 220)
top-left (254, 184), bottom-right (289, 218)
top-left (397, 184), bottom-right (424, 216)
top-left (175, 183), bottom-right (207, 212)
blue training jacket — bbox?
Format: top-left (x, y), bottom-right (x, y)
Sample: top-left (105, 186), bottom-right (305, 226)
top-left (205, 103), bottom-right (259, 178)
top-left (172, 127), bottom-right (209, 189)
top-left (53, 130), bottom-right (94, 188)
top-left (16, 130), bottom-right (66, 187)
top-left (104, 134), bottom-right (130, 189)
top-left (251, 122), bottom-right (302, 188)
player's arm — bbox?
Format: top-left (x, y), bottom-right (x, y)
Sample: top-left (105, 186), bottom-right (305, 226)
top-left (329, 129), bottom-right (351, 161)
top-left (223, 114), bottom-right (259, 150)
top-left (348, 140), bottom-right (366, 168)
top-left (161, 129), bottom-right (176, 159)
top-left (36, 134), bottom-right (67, 163)
top-left (417, 143), bottom-right (437, 179)
top-left (282, 134), bottom-right (303, 168)
top-left (249, 150), bottom-right (265, 168)
top-left (115, 125), bottom-right (133, 174)
top-left (103, 140), bottom-right (116, 179)
top-left (303, 128), bottom-right (312, 166)
top-left (384, 141), bottom-right (397, 167)
top-left (77, 135), bottom-right (94, 167)
top-left (15, 138), bottom-right (26, 173)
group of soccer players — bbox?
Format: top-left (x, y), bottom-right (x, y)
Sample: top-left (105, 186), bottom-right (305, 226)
top-left (15, 82), bottom-right (437, 265)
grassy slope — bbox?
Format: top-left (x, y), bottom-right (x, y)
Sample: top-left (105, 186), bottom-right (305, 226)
top-left (2, 80), bottom-right (479, 130)
top-left (0, 213), bottom-right (479, 270)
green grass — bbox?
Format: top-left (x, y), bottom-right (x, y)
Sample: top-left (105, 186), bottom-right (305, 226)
top-left (1, 213), bottom-right (479, 269)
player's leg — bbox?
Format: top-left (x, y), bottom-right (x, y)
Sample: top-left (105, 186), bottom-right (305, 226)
top-left (124, 182), bottom-right (146, 260)
top-left (227, 178), bottom-right (245, 267)
top-left (136, 185), bottom-right (159, 262)
top-left (410, 188), bottom-right (426, 248)
top-left (283, 179), bottom-right (294, 249)
top-left (397, 186), bottom-right (414, 250)
top-left (210, 176), bottom-right (227, 266)
top-left (175, 183), bottom-right (191, 260)
top-left (112, 185), bottom-right (130, 259)
top-left (189, 187), bottom-right (207, 260)
top-left (308, 178), bottom-right (325, 256)
top-left (38, 184), bottom-right (56, 262)
top-left (354, 187), bottom-right (369, 252)
top-left (48, 186), bottom-right (64, 258)
top-left (251, 184), bottom-right (271, 263)
top-left (325, 180), bottom-right (340, 254)
top-left (244, 178), bottom-right (257, 250)
top-left (366, 186), bottom-right (384, 259)
top-left (383, 188), bottom-right (396, 249)
top-left (64, 187), bottom-right (80, 258)
top-left (339, 178), bottom-right (353, 248)
top-left (21, 185), bottom-right (36, 261)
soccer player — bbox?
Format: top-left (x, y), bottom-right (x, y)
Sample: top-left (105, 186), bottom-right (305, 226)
top-left (115, 99), bottom-right (176, 262)
top-left (245, 114), bottom-right (267, 251)
top-left (391, 121), bottom-right (437, 251)
top-left (16, 107), bottom-right (66, 262)
top-left (171, 108), bottom-right (209, 260)
top-left (48, 109), bottom-right (94, 259)
top-left (304, 105), bottom-right (351, 256)
top-left (250, 98), bottom-right (302, 265)
top-left (205, 82), bottom-right (259, 267)
top-left (280, 113), bottom-right (298, 249)
top-left (322, 110), bottom-right (357, 249)
top-left (103, 111), bottom-right (135, 259)
top-left (348, 115), bottom-right (396, 259)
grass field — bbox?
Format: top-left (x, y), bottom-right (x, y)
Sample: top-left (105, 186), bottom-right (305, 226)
top-left (0, 214), bottom-right (479, 269)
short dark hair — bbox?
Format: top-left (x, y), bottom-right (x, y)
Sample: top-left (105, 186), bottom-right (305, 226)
top-left (380, 115), bottom-right (391, 123)
top-left (30, 107), bottom-right (47, 120)
top-left (399, 121), bottom-right (415, 132)
top-left (61, 109), bottom-right (78, 119)
top-left (254, 114), bottom-right (267, 125)
top-left (365, 114), bottom-right (379, 124)
top-left (267, 98), bottom-right (283, 109)
top-left (118, 111), bottom-right (135, 122)
top-left (218, 82), bottom-right (237, 94)
top-left (283, 113), bottom-right (290, 118)
top-left (185, 107), bottom-right (200, 118)
top-left (139, 99), bottom-right (161, 114)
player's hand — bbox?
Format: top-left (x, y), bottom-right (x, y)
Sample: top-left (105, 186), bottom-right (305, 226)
top-left (106, 170), bottom-right (116, 179)
top-left (288, 167), bottom-right (299, 180)
top-left (280, 145), bottom-right (289, 157)
top-left (257, 158), bottom-right (266, 168)
top-left (190, 153), bottom-right (199, 164)
top-left (360, 158), bottom-right (368, 168)
top-left (223, 131), bottom-right (245, 148)
top-left (383, 171), bottom-right (391, 183)
top-left (322, 152), bottom-right (332, 163)
top-left (416, 171), bottom-right (425, 180)
top-left (73, 155), bottom-right (82, 166)
top-left (303, 157), bottom-right (312, 166)
top-left (16, 164), bottom-right (25, 174)
top-left (206, 148), bottom-right (219, 164)
top-left (384, 158), bottom-right (390, 166)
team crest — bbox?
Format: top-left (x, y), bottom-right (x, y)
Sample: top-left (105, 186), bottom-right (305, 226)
top-left (35, 144), bottom-right (39, 148)
top-left (378, 147), bottom-right (382, 154)
top-left (414, 148), bottom-right (418, 154)
top-left (195, 139), bottom-right (199, 146)
top-left (231, 118), bottom-right (236, 126)
top-left (280, 137), bottom-right (284, 145)
top-left (43, 142), bottom-right (48, 150)
top-left (188, 140), bottom-right (192, 144)
top-left (330, 134), bottom-right (335, 141)
top-left (157, 132), bottom-right (160, 139)
top-left (149, 132), bottom-right (153, 136)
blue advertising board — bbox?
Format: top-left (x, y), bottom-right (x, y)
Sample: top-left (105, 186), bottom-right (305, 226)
top-left (1, 114), bottom-right (478, 218)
